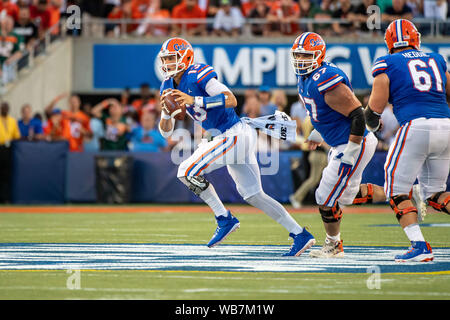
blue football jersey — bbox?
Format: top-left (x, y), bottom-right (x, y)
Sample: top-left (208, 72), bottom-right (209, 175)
top-left (160, 63), bottom-right (240, 134)
top-left (297, 61), bottom-right (368, 147)
top-left (372, 49), bottom-right (450, 126)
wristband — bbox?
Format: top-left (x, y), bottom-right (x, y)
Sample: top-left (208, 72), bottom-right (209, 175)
top-left (161, 112), bottom-right (171, 120)
top-left (204, 93), bottom-right (226, 109)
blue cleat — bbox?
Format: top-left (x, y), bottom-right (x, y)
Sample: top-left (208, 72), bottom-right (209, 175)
top-left (283, 228), bottom-right (316, 257)
top-left (207, 211), bottom-right (240, 248)
top-left (395, 241), bottom-right (434, 262)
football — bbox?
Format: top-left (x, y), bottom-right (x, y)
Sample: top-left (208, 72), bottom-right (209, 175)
top-left (162, 92), bottom-right (186, 120)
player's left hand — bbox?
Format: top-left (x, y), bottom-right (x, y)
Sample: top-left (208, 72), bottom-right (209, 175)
top-left (335, 153), bottom-right (353, 177)
top-left (171, 89), bottom-right (194, 107)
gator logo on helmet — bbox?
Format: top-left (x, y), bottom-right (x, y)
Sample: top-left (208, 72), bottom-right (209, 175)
top-left (173, 43), bottom-right (190, 51)
top-left (310, 38), bottom-right (324, 47)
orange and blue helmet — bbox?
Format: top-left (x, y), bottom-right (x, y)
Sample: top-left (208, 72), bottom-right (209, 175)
top-left (290, 32), bottom-right (326, 76)
top-left (385, 19), bottom-right (421, 54)
top-left (158, 37), bottom-right (194, 78)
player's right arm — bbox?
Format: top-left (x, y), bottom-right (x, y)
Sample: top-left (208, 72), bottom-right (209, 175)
top-left (364, 56), bottom-right (391, 132)
top-left (323, 82), bottom-right (365, 176)
top-left (188, 64), bottom-right (237, 110)
top-left (324, 82), bottom-right (365, 145)
top-left (159, 89), bottom-right (176, 138)
top-left (364, 73), bottom-right (390, 131)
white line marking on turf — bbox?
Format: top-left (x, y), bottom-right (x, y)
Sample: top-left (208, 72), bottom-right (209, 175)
top-left (0, 243), bottom-right (448, 273)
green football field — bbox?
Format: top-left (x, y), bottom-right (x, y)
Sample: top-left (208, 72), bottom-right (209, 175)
top-left (0, 204), bottom-right (449, 300)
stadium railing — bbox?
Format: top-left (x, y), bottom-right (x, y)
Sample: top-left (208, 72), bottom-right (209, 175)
top-left (0, 21), bottom-right (67, 91)
top-left (77, 16), bottom-right (450, 39)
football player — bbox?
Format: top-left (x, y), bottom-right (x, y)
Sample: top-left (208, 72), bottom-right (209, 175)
top-left (291, 32), bottom-right (378, 258)
top-left (354, 19), bottom-right (450, 262)
top-left (158, 38), bottom-right (315, 256)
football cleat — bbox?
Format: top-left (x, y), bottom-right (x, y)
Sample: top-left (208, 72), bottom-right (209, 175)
top-left (282, 228), bottom-right (316, 257)
top-left (395, 241), bottom-right (434, 262)
top-left (289, 194), bottom-right (302, 209)
top-left (412, 184), bottom-right (427, 222)
top-left (310, 238), bottom-right (344, 258)
top-left (207, 211), bottom-right (240, 248)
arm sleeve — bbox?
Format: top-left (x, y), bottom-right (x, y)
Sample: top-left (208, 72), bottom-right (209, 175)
top-left (204, 77), bottom-right (231, 96)
top-left (372, 56), bottom-right (389, 78)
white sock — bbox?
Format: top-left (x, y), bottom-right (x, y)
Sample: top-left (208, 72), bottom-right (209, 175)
top-left (199, 184), bottom-right (228, 217)
top-left (403, 223), bottom-right (425, 242)
top-left (326, 233), bottom-right (341, 242)
top-left (246, 192), bottom-right (303, 235)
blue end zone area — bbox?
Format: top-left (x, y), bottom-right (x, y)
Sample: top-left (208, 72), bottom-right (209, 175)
top-left (0, 243), bottom-right (449, 274)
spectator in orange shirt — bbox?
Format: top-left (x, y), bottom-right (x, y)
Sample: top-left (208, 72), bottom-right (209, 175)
top-left (131, 0), bottom-right (151, 18)
top-left (44, 108), bottom-right (71, 143)
top-left (132, 83), bottom-right (157, 118)
top-left (135, 0), bottom-right (171, 36)
top-left (171, 0), bottom-right (207, 36)
top-left (47, 0), bottom-right (61, 35)
top-left (45, 93), bottom-right (92, 152)
top-left (267, 0), bottom-right (300, 35)
top-left (107, 0), bottom-right (141, 36)
top-left (241, 0), bottom-right (256, 16)
top-left (0, 0), bottom-right (19, 21)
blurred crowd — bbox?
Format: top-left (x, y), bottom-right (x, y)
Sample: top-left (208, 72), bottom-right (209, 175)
top-left (75, 0), bottom-right (449, 37)
top-left (1, 0), bottom-right (448, 78)
top-left (0, 84), bottom-right (400, 154)
top-left (0, 0), bottom-right (65, 76)
top-left (0, 0), bottom-right (446, 42)
top-left (0, 85), bottom-right (175, 152)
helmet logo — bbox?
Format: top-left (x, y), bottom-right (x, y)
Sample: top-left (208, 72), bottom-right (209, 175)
top-left (309, 38), bottom-right (323, 47)
top-left (174, 43), bottom-right (189, 51)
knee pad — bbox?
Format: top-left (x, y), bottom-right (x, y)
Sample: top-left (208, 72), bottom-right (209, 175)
top-left (427, 192), bottom-right (450, 214)
top-left (353, 183), bottom-right (374, 205)
top-left (389, 194), bottom-right (417, 221)
top-left (179, 176), bottom-right (210, 196)
top-left (319, 203), bottom-right (343, 223)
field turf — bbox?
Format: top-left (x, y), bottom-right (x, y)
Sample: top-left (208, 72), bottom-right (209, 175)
top-left (0, 204), bottom-right (449, 300)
